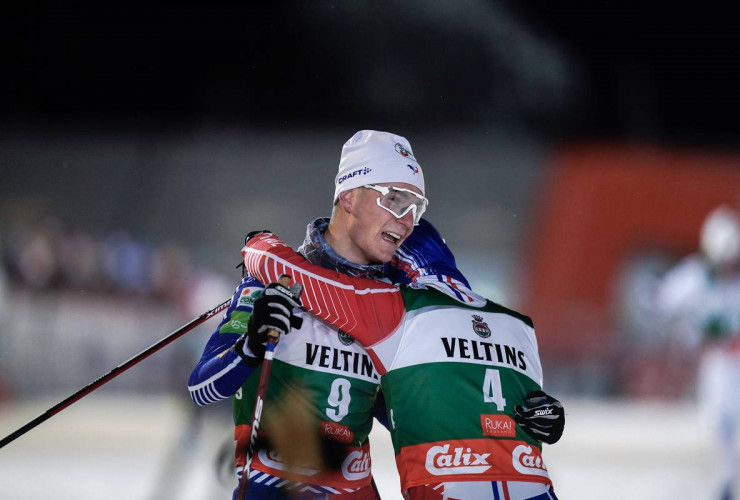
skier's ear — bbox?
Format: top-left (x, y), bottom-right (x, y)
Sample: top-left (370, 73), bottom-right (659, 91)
top-left (337, 189), bottom-right (358, 214)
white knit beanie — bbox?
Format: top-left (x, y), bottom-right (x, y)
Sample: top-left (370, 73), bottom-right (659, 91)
top-left (333, 130), bottom-right (425, 203)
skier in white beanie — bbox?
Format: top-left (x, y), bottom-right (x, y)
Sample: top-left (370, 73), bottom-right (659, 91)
top-left (189, 129), bottom-right (429, 499)
top-left (300, 129), bottom-right (429, 266)
top-left (322, 130), bottom-right (429, 265)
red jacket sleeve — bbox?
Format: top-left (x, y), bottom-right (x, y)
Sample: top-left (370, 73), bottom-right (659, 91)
top-left (242, 233), bottom-right (405, 346)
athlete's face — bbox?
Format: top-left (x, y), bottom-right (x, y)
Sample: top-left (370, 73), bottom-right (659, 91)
top-left (344, 182), bottom-right (420, 264)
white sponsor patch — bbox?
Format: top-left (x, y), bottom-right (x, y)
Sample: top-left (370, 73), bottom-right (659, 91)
top-left (425, 444), bottom-right (492, 475)
top-left (511, 445), bottom-right (549, 478)
top-left (342, 449), bottom-right (372, 480)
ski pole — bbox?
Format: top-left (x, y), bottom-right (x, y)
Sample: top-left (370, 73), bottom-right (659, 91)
top-left (236, 275), bottom-right (298, 500)
top-left (236, 334), bottom-right (279, 500)
top-left (0, 297), bottom-right (232, 450)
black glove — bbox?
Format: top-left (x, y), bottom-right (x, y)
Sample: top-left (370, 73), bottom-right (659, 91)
top-left (234, 279), bottom-right (303, 366)
top-left (514, 390), bottom-right (565, 445)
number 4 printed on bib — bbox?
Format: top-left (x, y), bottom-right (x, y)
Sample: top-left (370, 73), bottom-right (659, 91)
top-left (483, 368), bottom-right (506, 411)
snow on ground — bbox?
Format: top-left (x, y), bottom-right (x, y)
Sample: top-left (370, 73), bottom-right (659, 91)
top-left (0, 395), bottom-right (725, 499)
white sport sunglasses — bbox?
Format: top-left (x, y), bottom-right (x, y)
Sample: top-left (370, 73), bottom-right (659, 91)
top-left (363, 184), bottom-right (429, 225)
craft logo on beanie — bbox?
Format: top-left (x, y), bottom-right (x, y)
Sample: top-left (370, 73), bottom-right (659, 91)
top-left (333, 130), bottom-right (425, 203)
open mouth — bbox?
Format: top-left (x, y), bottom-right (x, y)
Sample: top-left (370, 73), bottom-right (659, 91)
top-left (382, 231), bottom-right (401, 244)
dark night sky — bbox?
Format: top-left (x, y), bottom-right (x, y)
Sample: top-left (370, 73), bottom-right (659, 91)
top-left (513, 4), bottom-right (740, 146)
top-left (2, 2), bottom-right (739, 149)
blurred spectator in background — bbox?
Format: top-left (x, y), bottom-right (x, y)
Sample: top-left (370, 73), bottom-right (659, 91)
top-left (58, 228), bottom-right (103, 290)
top-left (0, 215), bottom-right (205, 304)
top-left (6, 217), bottom-right (61, 289)
top-left (656, 204), bottom-right (740, 500)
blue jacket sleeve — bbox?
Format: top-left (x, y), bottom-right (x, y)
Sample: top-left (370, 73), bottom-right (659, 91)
top-left (187, 276), bottom-right (265, 406)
